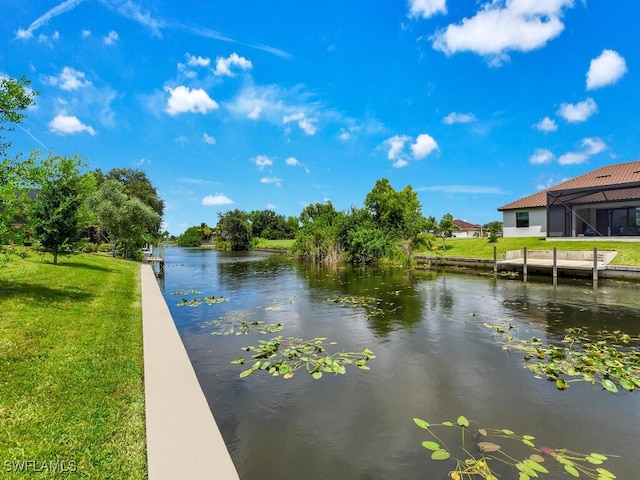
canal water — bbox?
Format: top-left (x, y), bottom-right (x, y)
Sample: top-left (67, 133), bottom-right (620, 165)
top-left (158, 247), bottom-right (640, 480)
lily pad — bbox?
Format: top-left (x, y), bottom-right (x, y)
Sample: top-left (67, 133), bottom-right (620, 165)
top-left (431, 449), bottom-right (450, 461)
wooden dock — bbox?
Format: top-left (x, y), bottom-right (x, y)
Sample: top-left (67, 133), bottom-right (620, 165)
top-left (143, 245), bottom-right (165, 276)
top-left (415, 247), bottom-right (632, 287)
top-left (497, 247), bottom-right (615, 285)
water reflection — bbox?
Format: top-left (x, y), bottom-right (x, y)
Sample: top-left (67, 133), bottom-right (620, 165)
top-left (159, 247), bottom-right (640, 480)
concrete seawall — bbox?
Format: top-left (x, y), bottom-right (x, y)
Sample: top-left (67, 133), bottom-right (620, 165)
top-left (141, 264), bottom-right (240, 480)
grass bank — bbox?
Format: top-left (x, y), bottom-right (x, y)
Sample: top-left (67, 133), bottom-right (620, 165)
top-left (256, 237), bottom-right (640, 266)
top-left (0, 252), bottom-right (146, 478)
top-left (415, 237), bottom-right (640, 266)
top-left (254, 238), bottom-right (294, 250)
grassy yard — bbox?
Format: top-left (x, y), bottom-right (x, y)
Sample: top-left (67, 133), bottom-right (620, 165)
top-left (0, 252), bottom-right (146, 478)
top-left (256, 237), bottom-right (640, 266)
top-left (254, 238), bottom-right (294, 250)
top-left (415, 237), bottom-right (640, 266)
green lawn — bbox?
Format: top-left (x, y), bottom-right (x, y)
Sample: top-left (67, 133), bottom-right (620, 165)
top-left (0, 252), bottom-right (146, 479)
top-left (257, 237), bottom-right (640, 266)
top-left (415, 237), bottom-right (640, 266)
top-left (254, 238), bottom-right (294, 250)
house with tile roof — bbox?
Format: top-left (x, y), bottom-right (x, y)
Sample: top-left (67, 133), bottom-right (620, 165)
top-left (498, 160), bottom-right (640, 238)
top-left (453, 219), bottom-right (483, 238)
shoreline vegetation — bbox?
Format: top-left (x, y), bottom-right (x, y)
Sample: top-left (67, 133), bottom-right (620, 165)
top-left (254, 237), bottom-right (640, 266)
top-left (0, 252), bottom-right (146, 479)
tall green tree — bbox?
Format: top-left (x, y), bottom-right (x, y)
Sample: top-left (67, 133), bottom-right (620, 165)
top-left (94, 168), bottom-right (164, 234)
top-left (177, 225), bottom-right (204, 247)
top-left (364, 178), bottom-right (426, 240)
top-left (484, 220), bottom-right (503, 242)
top-left (30, 155), bottom-right (95, 265)
top-left (215, 209), bottom-right (252, 251)
top-left (90, 179), bottom-right (161, 257)
top-left (0, 75), bottom-right (38, 155)
top-left (338, 206), bottom-right (387, 264)
top-left (426, 213), bottom-right (456, 250)
top-left (291, 202), bottom-right (344, 262)
top-left (1, 76), bottom-right (38, 252)
top-left (249, 209), bottom-right (290, 239)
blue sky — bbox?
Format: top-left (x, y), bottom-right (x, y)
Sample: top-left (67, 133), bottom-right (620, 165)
top-left (1, 0), bottom-right (638, 235)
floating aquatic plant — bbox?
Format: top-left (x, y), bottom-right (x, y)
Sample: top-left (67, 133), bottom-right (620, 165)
top-left (232, 336), bottom-right (375, 380)
top-left (414, 415), bottom-right (618, 479)
top-left (171, 289), bottom-right (202, 295)
top-left (484, 323), bottom-right (640, 393)
top-left (327, 295), bottom-right (399, 318)
top-left (176, 295), bottom-right (229, 307)
top-left (210, 317), bottom-right (283, 336)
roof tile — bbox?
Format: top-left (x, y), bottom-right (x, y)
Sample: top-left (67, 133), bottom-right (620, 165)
top-left (498, 160), bottom-right (640, 211)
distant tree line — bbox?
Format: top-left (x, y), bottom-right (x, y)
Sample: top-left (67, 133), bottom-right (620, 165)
top-left (177, 209), bottom-right (299, 249)
top-left (1, 75), bottom-right (164, 265)
top-left (178, 178), bottom-right (482, 265)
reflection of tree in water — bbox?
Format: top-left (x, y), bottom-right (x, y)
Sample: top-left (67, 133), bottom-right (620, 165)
top-left (293, 261), bottom-right (434, 337)
top-left (215, 251), bottom-right (292, 279)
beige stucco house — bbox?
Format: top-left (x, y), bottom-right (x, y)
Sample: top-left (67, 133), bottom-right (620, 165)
top-left (498, 160), bottom-right (640, 239)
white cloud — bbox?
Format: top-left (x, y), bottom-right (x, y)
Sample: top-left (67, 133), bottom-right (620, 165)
top-left (102, 0), bottom-right (164, 37)
top-left (48, 114), bottom-right (96, 135)
top-left (557, 98), bottom-right (597, 123)
top-left (247, 105), bottom-right (262, 120)
top-left (226, 85), bottom-right (332, 136)
top-left (385, 135), bottom-right (410, 161)
top-left (338, 128), bottom-right (351, 141)
top-left (82, 29), bottom-right (91, 38)
top-left (411, 133), bottom-right (439, 159)
top-left (260, 176), bottom-right (282, 187)
top-left (534, 116), bottom-right (557, 132)
top-left (266, 203), bottom-right (277, 210)
top-left (393, 159), bottom-right (408, 169)
top-left (443, 112), bottom-right (476, 125)
top-left (558, 152), bottom-right (588, 165)
top-left (214, 53), bottom-right (253, 76)
top-left (282, 112), bottom-right (318, 135)
top-left (529, 148), bottom-right (554, 165)
top-left (557, 137), bottom-right (607, 165)
top-left (203, 133), bottom-right (216, 144)
top-left (165, 86), bottom-right (219, 115)
top-left (285, 156), bottom-right (310, 173)
top-left (254, 155), bottom-right (273, 170)
top-left (383, 134), bottom-right (437, 168)
top-left (15, 0), bottom-right (86, 39)
top-left (104, 30), bottom-right (119, 45)
top-left (581, 137), bottom-right (606, 155)
top-left (49, 66), bottom-right (92, 90)
top-left (186, 53), bottom-right (210, 67)
top-left (408, 0), bottom-right (447, 19)
top-left (432, 0), bottom-right (574, 65)
top-left (202, 194), bottom-right (233, 206)
top-left (586, 49), bottom-right (627, 90)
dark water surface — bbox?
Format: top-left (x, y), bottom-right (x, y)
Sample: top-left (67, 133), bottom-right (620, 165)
top-left (158, 247), bottom-right (640, 480)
